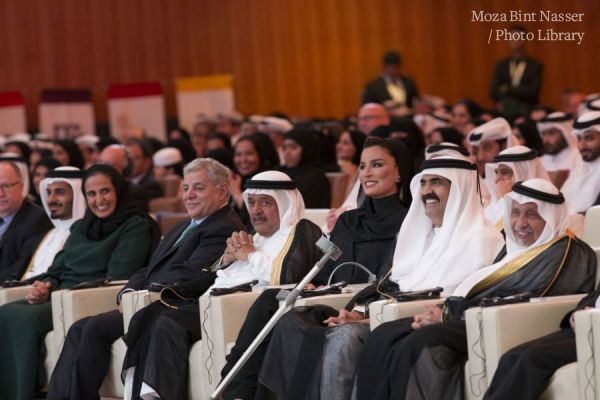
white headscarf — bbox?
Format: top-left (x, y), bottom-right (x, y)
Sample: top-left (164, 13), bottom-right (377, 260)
top-left (454, 178), bottom-right (568, 296)
top-left (0, 152), bottom-right (30, 198)
top-left (467, 117), bottom-right (516, 147)
top-left (537, 112), bottom-right (582, 171)
top-left (212, 170), bottom-right (306, 288)
top-left (483, 146), bottom-right (550, 224)
top-left (425, 142), bottom-right (470, 160)
top-left (24, 167), bottom-right (86, 279)
top-left (390, 157), bottom-right (504, 294)
top-left (561, 111), bottom-right (600, 213)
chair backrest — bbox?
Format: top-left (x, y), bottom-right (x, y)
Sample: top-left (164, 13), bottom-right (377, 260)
top-left (326, 172), bottom-right (350, 208)
top-left (149, 196), bottom-right (186, 213)
top-left (157, 175), bottom-right (182, 198)
top-left (583, 206), bottom-right (600, 247)
top-left (304, 208), bottom-right (329, 228)
top-left (155, 211), bottom-right (189, 235)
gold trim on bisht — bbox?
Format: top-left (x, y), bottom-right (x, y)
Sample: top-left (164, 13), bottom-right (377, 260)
top-left (270, 228), bottom-right (296, 285)
top-left (467, 230), bottom-right (574, 299)
top-left (494, 219), bottom-right (504, 233)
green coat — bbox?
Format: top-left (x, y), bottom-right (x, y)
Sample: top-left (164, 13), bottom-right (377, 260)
top-left (0, 215), bottom-right (153, 400)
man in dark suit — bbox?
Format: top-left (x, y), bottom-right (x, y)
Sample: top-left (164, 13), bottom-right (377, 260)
top-left (361, 50), bottom-right (420, 111)
top-left (46, 158), bottom-right (246, 400)
top-left (490, 25), bottom-right (543, 119)
top-left (0, 160), bottom-right (53, 282)
top-left (127, 139), bottom-right (164, 201)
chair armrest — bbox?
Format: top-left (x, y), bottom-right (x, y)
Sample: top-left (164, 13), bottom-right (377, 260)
top-left (292, 292), bottom-right (355, 309)
top-left (121, 290), bottom-right (161, 334)
top-left (574, 308), bottom-right (597, 400)
top-left (465, 295), bottom-right (583, 390)
top-left (0, 285), bottom-right (32, 305)
top-left (376, 298), bottom-right (445, 330)
top-left (51, 285), bottom-right (125, 354)
top-left (199, 291), bottom-right (262, 391)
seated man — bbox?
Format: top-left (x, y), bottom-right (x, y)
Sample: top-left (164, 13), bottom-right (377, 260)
top-left (259, 157), bottom-right (505, 400)
top-left (466, 117), bottom-right (514, 178)
top-left (46, 158), bottom-right (245, 400)
top-left (127, 138), bottom-right (164, 201)
top-left (21, 166), bottom-right (86, 280)
top-left (537, 112), bottom-right (582, 188)
top-left (220, 137), bottom-right (414, 400)
top-left (560, 111), bottom-right (600, 214)
top-left (121, 170), bottom-right (323, 400)
top-left (0, 158), bottom-right (53, 282)
top-left (483, 145), bottom-right (549, 226)
top-left (355, 178), bottom-right (597, 400)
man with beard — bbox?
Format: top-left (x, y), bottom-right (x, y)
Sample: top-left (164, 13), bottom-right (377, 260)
top-left (560, 111), bottom-right (600, 213)
top-left (537, 112), bottom-right (582, 188)
top-left (355, 178), bottom-right (596, 400)
top-left (21, 167), bottom-right (86, 280)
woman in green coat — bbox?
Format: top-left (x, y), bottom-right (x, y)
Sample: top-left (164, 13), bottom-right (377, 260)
top-left (0, 164), bottom-right (159, 400)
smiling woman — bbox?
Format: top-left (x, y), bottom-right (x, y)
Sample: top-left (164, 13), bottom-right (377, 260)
top-left (0, 163), bottom-right (161, 400)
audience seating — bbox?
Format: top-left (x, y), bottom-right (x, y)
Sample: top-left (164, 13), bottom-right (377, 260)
top-left (325, 172), bottom-right (350, 208)
top-left (304, 208), bottom-right (329, 228)
top-left (154, 211), bottom-right (189, 235)
top-left (583, 205), bottom-right (600, 248)
top-left (156, 175), bottom-right (182, 198)
top-left (149, 197), bottom-right (186, 214)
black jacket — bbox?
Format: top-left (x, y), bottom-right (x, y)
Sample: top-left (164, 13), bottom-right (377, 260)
top-left (122, 205), bottom-right (245, 295)
top-left (361, 76), bottom-right (419, 107)
top-left (0, 201), bottom-right (53, 281)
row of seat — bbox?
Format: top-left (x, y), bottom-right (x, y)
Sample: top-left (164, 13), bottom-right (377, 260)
top-left (1, 207), bottom-right (598, 399)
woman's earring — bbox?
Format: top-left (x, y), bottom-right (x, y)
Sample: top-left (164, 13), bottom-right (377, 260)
top-left (395, 176), bottom-right (401, 183)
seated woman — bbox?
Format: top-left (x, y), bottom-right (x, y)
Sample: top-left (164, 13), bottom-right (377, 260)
top-left (0, 164), bottom-right (159, 400)
top-left (336, 129), bottom-right (366, 196)
top-left (52, 139), bottom-right (85, 169)
top-left (279, 127), bottom-right (332, 208)
top-left (220, 137), bottom-right (414, 400)
top-left (229, 133), bottom-right (279, 229)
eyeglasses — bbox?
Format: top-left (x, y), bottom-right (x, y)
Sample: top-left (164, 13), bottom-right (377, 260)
top-left (0, 182), bottom-right (22, 193)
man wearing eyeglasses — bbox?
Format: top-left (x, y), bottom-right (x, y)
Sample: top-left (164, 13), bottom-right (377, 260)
top-left (0, 160), bottom-right (53, 282)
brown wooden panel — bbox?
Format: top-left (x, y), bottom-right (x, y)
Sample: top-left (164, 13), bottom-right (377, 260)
top-left (0, 0), bottom-right (597, 130)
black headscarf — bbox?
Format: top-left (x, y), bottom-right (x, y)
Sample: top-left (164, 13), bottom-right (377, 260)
top-left (79, 164), bottom-right (160, 247)
top-left (234, 133), bottom-right (279, 178)
top-left (55, 139), bottom-right (85, 169)
top-left (346, 130), bottom-right (367, 166)
top-left (283, 127), bottom-right (321, 166)
top-left (362, 137), bottom-right (414, 207)
top-left (429, 127), bottom-right (464, 146)
top-left (5, 141), bottom-right (32, 165)
top-left (515, 118), bottom-right (544, 153)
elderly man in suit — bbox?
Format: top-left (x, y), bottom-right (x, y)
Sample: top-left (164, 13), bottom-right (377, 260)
top-left (46, 158), bottom-right (245, 400)
top-left (0, 159), bottom-right (53, 282)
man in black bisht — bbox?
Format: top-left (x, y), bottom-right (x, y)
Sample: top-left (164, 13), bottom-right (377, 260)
top-left (355, 178), bottom-right (596, 400)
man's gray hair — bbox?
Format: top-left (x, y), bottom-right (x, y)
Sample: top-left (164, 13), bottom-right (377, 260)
top-left (183, 158), bottom-right (230, 186)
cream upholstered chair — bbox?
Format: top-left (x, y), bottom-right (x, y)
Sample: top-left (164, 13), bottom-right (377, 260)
top-left (0, 284), bottom-right (125, 390)
top-left (304, 209), bottom-right (329, 229)
top-left (583, 205), bottom-right (600, 248)
top-left (199, 286), bottom-right (364, 399)
top-left (156, 175), bottom-right (183, 198)
top-left (325, 172), bottom-right (350, 208)
top-left (372, 295), bottom-right (589, 400)
top-left (0, 285), bottom-right (32, 306)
